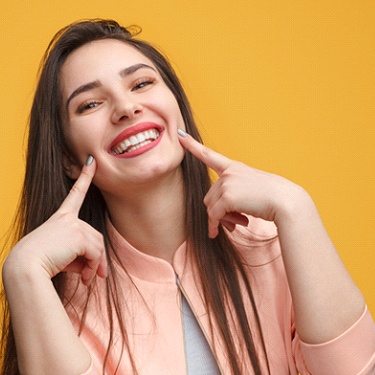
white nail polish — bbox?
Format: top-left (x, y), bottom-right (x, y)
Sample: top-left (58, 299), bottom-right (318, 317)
top-left (85, 155), bottom-right (94, 166)
top-left (177, 129), bottom-right (187, 138)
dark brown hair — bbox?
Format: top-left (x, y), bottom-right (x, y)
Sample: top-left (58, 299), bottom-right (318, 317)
top-left (1, 19), bottom-right (269, 374)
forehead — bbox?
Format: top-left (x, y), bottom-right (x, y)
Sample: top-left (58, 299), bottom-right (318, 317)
top-left (60, 39), bottom-right (156, 94)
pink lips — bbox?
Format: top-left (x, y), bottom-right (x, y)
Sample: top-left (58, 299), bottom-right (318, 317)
top-left (109, 122), bottom-right (164, 158)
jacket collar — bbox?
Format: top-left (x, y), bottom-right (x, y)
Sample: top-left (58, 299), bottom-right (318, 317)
top-left (107, 219), bottom-right (187, 284)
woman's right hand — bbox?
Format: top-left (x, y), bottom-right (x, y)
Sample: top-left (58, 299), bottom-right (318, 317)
top-left (4, 156), bottom-right (107, 285)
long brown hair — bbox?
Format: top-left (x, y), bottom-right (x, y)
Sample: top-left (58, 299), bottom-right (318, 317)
top-left (1, 19), bottom-right (270, 374)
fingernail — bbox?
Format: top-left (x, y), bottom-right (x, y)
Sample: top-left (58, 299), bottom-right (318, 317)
top-left (85, 155), bottom-right (94, 166)
top-left (177, 129), bottom-right (187, 138)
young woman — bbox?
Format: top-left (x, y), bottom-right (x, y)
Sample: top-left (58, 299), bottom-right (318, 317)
top-left (1, 19), bottom-right (374, 375)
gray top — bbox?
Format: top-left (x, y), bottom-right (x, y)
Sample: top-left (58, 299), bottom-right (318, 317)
top-left (181, 295), bottom-right (221, 375)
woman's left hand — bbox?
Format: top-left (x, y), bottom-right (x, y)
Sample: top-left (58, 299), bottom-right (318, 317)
top-left (178, 130), bottom-right (366, 346)
top-left (178, 130), bottom-right (307, 238)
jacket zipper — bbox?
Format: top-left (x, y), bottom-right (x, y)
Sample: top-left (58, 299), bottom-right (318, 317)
top-left (175, 274), bottom-right (224, 375)
top-left (176, 277), bottom-right (190, 375)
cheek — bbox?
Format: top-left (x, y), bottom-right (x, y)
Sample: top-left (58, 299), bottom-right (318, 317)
top-left (65, 127), bottom-right (95, 162)
top-left (154, 89), bottom-right (183, 123)
top-left (67, 114), bottom-right (105, 144)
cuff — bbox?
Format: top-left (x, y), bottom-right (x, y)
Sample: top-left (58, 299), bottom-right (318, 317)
top-left (300, 306), bottom-right (375, 375)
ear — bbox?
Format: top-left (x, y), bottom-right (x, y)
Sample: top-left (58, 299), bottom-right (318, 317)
top-left (62, 152), bottom-right (81, 180)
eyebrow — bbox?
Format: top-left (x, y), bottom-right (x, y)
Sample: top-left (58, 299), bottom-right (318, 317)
top-left (66, 63), bottom-right (156, 109)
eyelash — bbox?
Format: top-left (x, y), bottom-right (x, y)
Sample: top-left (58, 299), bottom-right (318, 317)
top-left (75, 77), bottom-right (157, 114)
top-left (77, 100), bottom-right (101, 114)
top-left (132, 77), bottom-right (156, 91)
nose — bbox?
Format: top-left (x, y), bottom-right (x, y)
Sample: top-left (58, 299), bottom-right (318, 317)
top-left (111, 97), bottom-right (143, 124)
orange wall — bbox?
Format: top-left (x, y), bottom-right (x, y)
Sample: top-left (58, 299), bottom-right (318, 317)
top-left (1, 1), bottom-right (374, 317)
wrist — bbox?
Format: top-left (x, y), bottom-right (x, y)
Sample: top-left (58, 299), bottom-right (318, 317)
top-left (2, 248), bottom-right (51, 291)
top-left (273, 184), bottom-right (317, 228)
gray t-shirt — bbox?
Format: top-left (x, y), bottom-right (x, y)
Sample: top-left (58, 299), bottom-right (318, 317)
top-left (181, 295), bottom-right (221, 375)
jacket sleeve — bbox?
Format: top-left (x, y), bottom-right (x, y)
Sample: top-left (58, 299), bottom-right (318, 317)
top-left (292, 305), bottom-right (375, 375)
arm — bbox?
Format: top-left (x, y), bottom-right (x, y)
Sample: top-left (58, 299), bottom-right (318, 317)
top-left (272, 184), bottom-right (365, 343)
top-left (2, 157), bottom-right (107, 375)
top-left (2, 262), bottom-right (93, 374)
top-left (178, 130), bottom-right (366, 345)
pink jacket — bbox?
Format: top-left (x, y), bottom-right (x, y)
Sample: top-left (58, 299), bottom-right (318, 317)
top-left (65, 217), bottom-right (375, 374)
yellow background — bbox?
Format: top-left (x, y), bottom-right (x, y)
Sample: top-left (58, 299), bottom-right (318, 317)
top-left (1, 0), bottom-right (374, 321)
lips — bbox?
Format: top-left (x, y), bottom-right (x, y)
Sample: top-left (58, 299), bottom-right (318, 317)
top-left (109, 122), bottom-right (164, 158)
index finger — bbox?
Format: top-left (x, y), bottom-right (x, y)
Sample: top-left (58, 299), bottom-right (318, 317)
top-left (177, 130), bottom-right (231, 175)
top-left (59, 155), bottom-right (96, 214)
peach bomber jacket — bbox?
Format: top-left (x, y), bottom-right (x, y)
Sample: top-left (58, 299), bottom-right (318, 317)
top-left (65, 217), bottom-right (375, 375)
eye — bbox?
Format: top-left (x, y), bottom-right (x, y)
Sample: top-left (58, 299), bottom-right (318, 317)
top-left (132, 77), bottom-right (156, 91)
top-left (77, 100), bottom-right (102, 114)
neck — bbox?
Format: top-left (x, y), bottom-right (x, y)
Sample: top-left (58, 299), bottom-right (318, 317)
top-left (103, 169), bottom-right (186, 263)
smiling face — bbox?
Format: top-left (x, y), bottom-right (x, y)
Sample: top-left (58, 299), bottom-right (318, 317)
top-left (60, 39), bottom-right (186, 195)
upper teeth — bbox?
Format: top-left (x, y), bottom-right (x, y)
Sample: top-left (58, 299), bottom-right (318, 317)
top-left (112, 129), bottom-right (160, 155)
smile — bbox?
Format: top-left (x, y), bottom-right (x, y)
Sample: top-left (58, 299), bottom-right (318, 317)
top-left (109, 122), bottom-right (164, 158)
top-left (111, 129), bottom-right (160, 155)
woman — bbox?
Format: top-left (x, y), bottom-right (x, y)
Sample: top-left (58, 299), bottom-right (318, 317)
top-left (1, 19), bottom-right (374, 375)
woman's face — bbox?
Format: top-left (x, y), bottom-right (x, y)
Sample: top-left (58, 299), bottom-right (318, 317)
top-left (60, 39), bottom-right (186, 194)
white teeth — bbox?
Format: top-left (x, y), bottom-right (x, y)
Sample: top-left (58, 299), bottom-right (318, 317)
top-left (112, 129), bottom-right (160, 154)
top-left (136, 132), bottom-right (146, 143)
top-left (129, 135), bottom-right (138, 145)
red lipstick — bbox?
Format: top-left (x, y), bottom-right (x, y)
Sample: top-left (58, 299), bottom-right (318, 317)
top-left (109, 122), bottom-right (164, 158)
